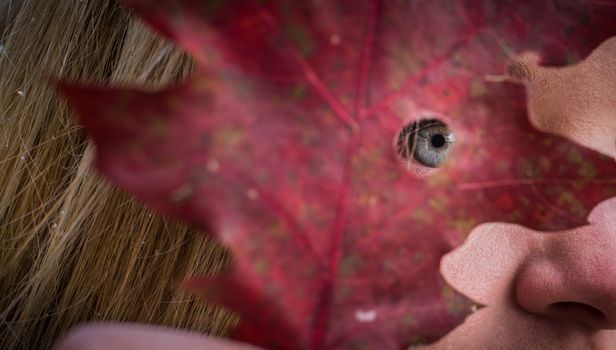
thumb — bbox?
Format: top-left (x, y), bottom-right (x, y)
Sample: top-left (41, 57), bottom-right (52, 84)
top-left (53, 322), bottom-right (264, 350)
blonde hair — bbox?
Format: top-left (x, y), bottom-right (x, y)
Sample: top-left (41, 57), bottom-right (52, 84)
top-left (0, 1), bottom-right (236, 349)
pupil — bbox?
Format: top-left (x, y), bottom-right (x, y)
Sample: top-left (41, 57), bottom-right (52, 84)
top-left (431, 134), bottom-right (446, 148)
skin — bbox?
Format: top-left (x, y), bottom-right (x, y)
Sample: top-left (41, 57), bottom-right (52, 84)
top-left (505, 36), bottom-right (616, 159)
top-left (53, 37), bottom-right (616, 350)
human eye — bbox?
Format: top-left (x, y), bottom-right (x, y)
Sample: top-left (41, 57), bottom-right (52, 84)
top-left (395, 119), bottom-right (455, 171)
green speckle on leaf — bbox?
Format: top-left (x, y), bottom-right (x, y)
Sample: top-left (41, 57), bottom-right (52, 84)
top-left (149, 115), bottom-right (168, 137)
top-left (214, 126), bottom-right (245, 149)
top-left (442, 284), bottom-right (468, 316)
top-left (500, 41), bottom-right (515, 57)
top-left (449, 216), bottom-right (477, 234)
top-left (410, 208), bottom-right (430, 225)
top-left (201, 0), bottom-right (226, 18)
top-left (285, 23), bottom-right (316, 57)
top-left (557, 191), bottom-right (584, 217)
top-left (470, 80), bottom-right (487, 97)
top-left (339, 254), bottom-right (359, 277)
top-left (402, 313), bottom-right (417, 327)
top-left (429, 196), bottom-right (447, 211)
top-left (291, 83), bottom-right (307, 99)
top-left (577, 160), bottom-right (597, 178)
top-left (255, 258), bottom-right (269, 275)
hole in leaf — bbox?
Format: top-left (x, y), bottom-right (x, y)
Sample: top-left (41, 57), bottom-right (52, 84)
top-left (394, 118), bottom-right (455, 176)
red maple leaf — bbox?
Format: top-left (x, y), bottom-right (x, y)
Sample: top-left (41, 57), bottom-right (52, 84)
top-left (59, 1), bottom-right (616, 349)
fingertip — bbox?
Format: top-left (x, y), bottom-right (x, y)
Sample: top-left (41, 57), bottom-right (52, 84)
top-left (52, 323), bottom-right (108, 350)
top-left (52, 323), bottom-right (262, 350)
